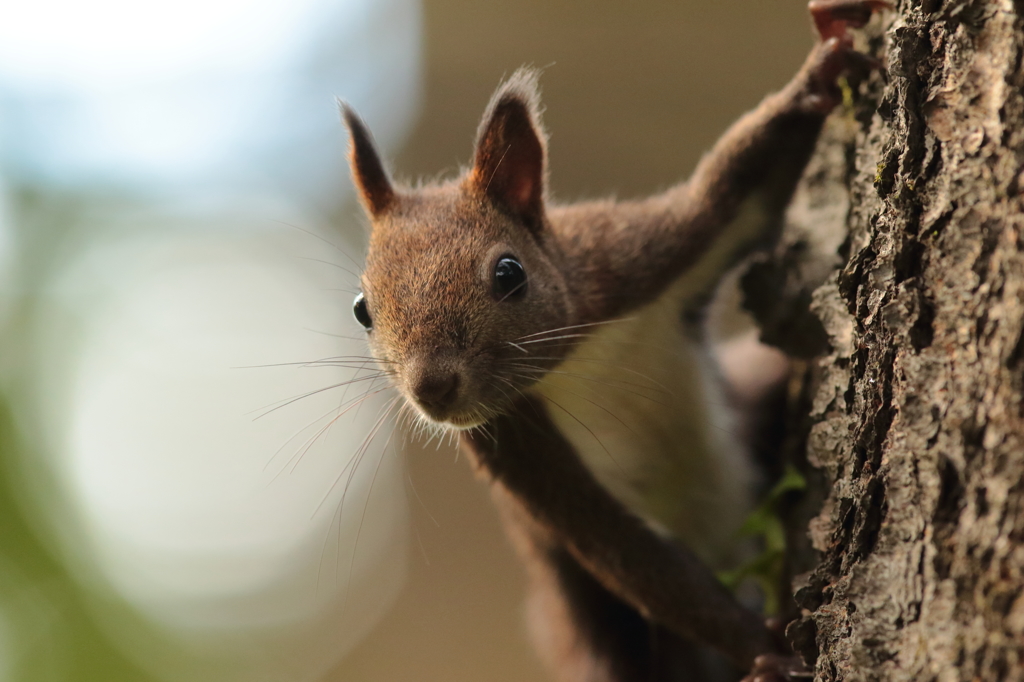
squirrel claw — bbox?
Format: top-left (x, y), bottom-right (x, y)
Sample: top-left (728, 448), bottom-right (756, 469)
top-left (809, 0), bottom-right (891, 41)
top-left (801, 22), bottom-right (885, 113)
top-left (791, 0), bottom-right (890, 114)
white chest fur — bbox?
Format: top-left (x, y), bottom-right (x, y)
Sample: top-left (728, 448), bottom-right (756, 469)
top-left (531, 279), bottom-right (756, 568)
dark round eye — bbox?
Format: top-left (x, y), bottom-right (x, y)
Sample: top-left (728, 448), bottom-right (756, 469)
top-left (353, 292), bottom-right (373, 329)
top-left (493, 256), bottom-right (527, 300)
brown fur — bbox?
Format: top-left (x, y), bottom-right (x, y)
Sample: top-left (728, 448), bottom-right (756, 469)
top-left (342, 4), bottom-right (882, 679)
top-left (466, 398), bottom-right (769, 679)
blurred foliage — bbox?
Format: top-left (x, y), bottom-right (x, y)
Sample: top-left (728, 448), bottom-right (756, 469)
top-left (0, 393), bottom-right (157, 681)
top-left (717, 465), bottom-right (806, 616)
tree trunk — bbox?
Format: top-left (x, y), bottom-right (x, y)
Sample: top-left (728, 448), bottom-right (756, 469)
top-left (746, 1), bottom-right (1024, 679)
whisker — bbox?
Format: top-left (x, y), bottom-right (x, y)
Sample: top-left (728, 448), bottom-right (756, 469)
top-left (404, 465), bottom-right (439, 530)
top-left (337, 358), bottom-right (379, 409)
top-left (302, 328), bottom-right (367, 342)
top-left (512, 318), bottom-right (635, 342)
top-left (298, 256), bottom-right (362, 281)
top-left (353, 373), bottom-right (393, 422)
top-left (473, 318), bottom-right (636, 359)
top-left (313, 393), bottom-right (401, 591)
top-left (539, 394), bottom-right (629, 480)
top-left (282, 385), bottom-right (394, 477)
top-left (513, 368), bottom-right (739, 438)
top-left (512, 336), bottom-right (679, 354)
top-left (313, 396), bottom-right (400, 518)
top-left (496, 375), bottom-right (530, 403)
top-left (343, 398), bottom-right (402, 610)
top-left (489, 381), bottom-right (525, 419)
top-left (496, 279), bottom-right (528, 303)
top-left (503, 364), bottom-right (671, 406)
top-left (536, 379), bottom-right (643, 442)
top-left (452, 423), bottom-right (464, 462)
top-left (275, 219), bottom-right (364, 271)
top-left (514, 333), bottom-right (595, 345)
top-left (252, 373), bottom-right (392, 419)
top-left (316, 488), bottom-right (345, 597)
top-left (263, 402), bottom-right (346, 474)
top-left (513, 356), bottom-right (677, 397)
top-left (236, 356), bottom-right (397, 369)
top-left (412, 520), bottom-right (432, 567)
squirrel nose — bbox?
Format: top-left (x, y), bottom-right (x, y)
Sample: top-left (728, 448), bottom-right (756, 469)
top-left (412, 371), bottom-right (460, 409)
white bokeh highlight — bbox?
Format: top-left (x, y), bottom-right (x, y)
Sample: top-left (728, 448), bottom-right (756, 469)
top-left (22, 224), bottom-right (408, 681)
top-left (0, 0), bottom-right (422, 678)
top-left (0, 0), bottom-right (421, 208)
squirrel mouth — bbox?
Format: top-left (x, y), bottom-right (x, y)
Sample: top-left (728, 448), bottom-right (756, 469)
top-left (410, 401), bottom-right (488, 431)
top-left (444, 413), bottom-right (488, 430)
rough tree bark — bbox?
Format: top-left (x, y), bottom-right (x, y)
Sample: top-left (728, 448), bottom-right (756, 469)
top-left (744, 1), bottom-right (1024, 680)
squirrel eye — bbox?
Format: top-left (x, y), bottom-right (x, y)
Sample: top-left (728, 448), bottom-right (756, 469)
top-left (493, 256), bottom-right (527, 300)
top-left (353, 292), bottom-right (373, 329)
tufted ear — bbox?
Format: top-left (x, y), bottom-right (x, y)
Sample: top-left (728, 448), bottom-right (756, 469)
top-left (341, 102), bottom-right (395, 217)
top-left (468, 68), bottom-right (548, 227)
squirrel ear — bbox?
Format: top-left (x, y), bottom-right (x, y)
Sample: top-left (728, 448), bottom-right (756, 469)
top-left (340, 103), bottom-right (395, 217)
top-left (468, 68), bottom-right (548, 225)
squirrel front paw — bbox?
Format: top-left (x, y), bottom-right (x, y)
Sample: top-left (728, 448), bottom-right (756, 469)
top-left (809, 0), bottom-right (892, 41)
top-left (795, 0), bottom-right (890, 113)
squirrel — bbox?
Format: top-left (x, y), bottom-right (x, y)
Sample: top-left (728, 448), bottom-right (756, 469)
top-left (340, 1), bottom-right (886, 680)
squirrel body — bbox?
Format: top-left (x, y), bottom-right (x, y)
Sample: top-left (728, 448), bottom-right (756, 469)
top-left (534, 205), bottom-right (763, 566)
top-left (341, 2), bottom-right (885, 679)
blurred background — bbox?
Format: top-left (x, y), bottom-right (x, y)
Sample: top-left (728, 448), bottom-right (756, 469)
top-left (0, 1), bottom-right (814, 680)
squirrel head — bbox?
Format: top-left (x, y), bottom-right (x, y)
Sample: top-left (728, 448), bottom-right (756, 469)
top-left (344, 69), bottom-right (574, 429)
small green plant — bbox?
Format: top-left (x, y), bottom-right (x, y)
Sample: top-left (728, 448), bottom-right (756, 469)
top-left (838, 75), bottom-right (855, 112)
top-left (717, 465), bottom-right (806, 616)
